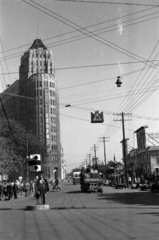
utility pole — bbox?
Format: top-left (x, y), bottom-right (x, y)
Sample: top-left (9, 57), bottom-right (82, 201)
top-left (86, 154), bottom-right (93, 166)
top-left (121, 112), bottom-right (129, 187)
top-left (26, 132), bottom-right (29, 182)
top-left (114, 112), bottom-right (131, 188)
top-left (98, 137), bottom-right (110, 178)
top-left (91, 144), bottom-right (99, 169)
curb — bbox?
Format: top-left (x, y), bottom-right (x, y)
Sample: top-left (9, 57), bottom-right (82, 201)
top-left (26, 204), bottom-right (50, 211)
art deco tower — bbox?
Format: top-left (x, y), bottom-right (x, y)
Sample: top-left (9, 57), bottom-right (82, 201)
top-left (19, 39), bottom-right (61, 179)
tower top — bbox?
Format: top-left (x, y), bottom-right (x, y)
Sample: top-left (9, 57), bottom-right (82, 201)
top-left (29, 39), bottom-right (47, 50)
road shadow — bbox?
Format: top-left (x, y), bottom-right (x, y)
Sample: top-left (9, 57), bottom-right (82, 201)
top-left (66, 190), bottom-right (82, 194)
top-left (0, 207), bottom-right (25, 210)
top-left (98, 191), bottom-right (159, 206)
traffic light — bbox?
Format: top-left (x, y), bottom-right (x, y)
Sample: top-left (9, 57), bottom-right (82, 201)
top-left (34, 165), bottom-right (41, 172)
top-left (29, 154), bottom-right (41, 172)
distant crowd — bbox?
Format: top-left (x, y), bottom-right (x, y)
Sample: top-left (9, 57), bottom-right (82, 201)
top-left (0, 176), bottom-right (61, 202)
top-left (0, 179), bottom-right (36, 201)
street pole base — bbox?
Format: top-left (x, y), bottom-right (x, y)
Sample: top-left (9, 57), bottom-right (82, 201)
top-left (26, 204), bottom-right (50, 211)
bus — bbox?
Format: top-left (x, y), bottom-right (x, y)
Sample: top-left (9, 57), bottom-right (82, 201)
top-left (72, 172), bottom-right (81, 185)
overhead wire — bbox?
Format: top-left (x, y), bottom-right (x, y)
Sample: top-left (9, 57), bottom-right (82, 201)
top-left (2, 0), bottom-right (159, 162)
top-left (102, 41), bottom-right (159, 139)
top-left (121, 46), bottom-right (159, 112)
top-left (55, 0), bottom-right (159, 7)
top-left (1, 60), bottom-right (159, 74)
top-left (22, 0), bottom-right (159, 71)
top-left (1, 5), bottom-right (157, 55)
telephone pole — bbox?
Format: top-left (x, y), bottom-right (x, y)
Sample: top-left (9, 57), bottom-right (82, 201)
top-left (86, 154), bottom-right (93, 166)
top-left (26, 132), bottom-right (29, 182)
top-left (91, 144), bottom-right (99, 168)
top-left (114, 112), bottom-right (131, 188)
top-left (98, 137), bottom-right (110, 178)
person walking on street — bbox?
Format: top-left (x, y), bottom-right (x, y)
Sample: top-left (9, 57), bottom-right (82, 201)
top-left (53, 178), bottom-right (60, 191)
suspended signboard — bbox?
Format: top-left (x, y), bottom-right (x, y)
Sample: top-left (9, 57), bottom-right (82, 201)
top-left (91, 111), bottom-right (104, 123)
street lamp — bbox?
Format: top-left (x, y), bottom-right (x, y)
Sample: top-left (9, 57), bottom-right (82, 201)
top-left (115, 76), bottom-right (122, 87)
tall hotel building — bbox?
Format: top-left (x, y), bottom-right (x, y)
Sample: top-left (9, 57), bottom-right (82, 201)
top-left (1, 39), bottom-right (62, 180)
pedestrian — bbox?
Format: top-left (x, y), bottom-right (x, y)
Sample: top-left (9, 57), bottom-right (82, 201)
top-left (37, 174), bottom-right (46, 205)
top-left (53, 178), bottom-right (60, 191)
top-left (25, 181), bottom-right (30, 197)
top-left (13, 181), bottom-right (18, 199)
top-left (128, 176), bottom-right (132, 187)
top-left (34, 176), bottom-right (40, 204)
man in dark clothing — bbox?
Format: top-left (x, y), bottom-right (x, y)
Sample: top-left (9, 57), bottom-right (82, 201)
top-left (13, 182), bottom-right (18, 199)
top-left (37, 175), bottom-right (46, 205)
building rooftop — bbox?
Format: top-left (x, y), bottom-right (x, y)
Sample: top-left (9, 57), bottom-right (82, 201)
top-left (29, 39), bottom-right (47, 50)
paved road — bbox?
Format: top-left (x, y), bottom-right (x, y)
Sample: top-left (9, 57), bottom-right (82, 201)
top-left (0, 181), bottom-right (159, 240)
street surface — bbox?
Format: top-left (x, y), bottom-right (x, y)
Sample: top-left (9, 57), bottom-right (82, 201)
top-left (0, 181), bottom-right (159, 240)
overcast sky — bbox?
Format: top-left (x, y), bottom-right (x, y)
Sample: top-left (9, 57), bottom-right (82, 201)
top-left (1, 0), bottom-right (159, 172)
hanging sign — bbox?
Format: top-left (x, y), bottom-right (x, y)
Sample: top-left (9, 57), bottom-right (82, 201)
top-left (91, 111), bottom-right (104, 123)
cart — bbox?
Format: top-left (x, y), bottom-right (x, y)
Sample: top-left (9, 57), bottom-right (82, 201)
top-left (80, 173), bottom-right (103, 193)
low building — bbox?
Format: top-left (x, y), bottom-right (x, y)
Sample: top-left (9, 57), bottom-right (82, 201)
top-left (126, 126), bottom-right (159, 178)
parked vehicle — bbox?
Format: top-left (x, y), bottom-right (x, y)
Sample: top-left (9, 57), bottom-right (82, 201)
top-left (72, 172), bottom-right (80, 185)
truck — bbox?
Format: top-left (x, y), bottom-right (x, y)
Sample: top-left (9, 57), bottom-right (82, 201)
top-left (80, 172), bottom-right (103, 193)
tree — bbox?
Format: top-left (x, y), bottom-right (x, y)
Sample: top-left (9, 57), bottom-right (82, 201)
top-left (0, 116), bottom-right (48, 175)
top-left (107, 160), bottom-right (124, 176)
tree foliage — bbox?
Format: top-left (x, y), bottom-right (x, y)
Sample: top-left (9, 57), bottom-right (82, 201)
top-left (0, 116), bottom-right (48, 174)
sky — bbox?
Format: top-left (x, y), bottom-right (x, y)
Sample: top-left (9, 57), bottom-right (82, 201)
top-left (1, 0), bottom-right (159, 173)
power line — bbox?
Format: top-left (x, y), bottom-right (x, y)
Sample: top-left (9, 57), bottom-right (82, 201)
top-left (59, 82), bottom-right (159, 107)
top-left (55, 0), bottom-right (159, 7)
top-left (1, 5), bottom-right (156, 55)
top-left (1, 60), bottom-right (159, 75)
top-left (102, 41), bottom-right (159, 139)
top-left (60, 113), bottom-right (134, 132)
top-left (22, 0), bottom-right (159, 71)
top-left (60, 104), bottom-right (159, 121)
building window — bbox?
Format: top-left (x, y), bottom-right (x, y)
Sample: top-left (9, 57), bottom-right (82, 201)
top-left (40, 81), bottom-right (42, 87)
top-left (40, 99), bottom-right (42, 105)
top-left (51, 126), bottom-right (53, 132)
top-left (51, 135), bottom-right (53, 141)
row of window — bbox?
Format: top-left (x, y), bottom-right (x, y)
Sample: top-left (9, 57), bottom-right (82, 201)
top-left (52, 155), bottom-right (58, 162)
top-left (50, 108), bottom-right (56, 114)
top-left (36, 81), bottom-right (55, 88)
top-left (51, 126), bottom-right (57, 132)
top-left (29, 52), bottom-right (52, 59)
top-left (38, 99), bottom-right (55, 106)
top-left (50, 99), bottom-right (55, 105)
top-left (30, 60), bottom-right (52, 66)
top-left (39, 108), bottom-right (56, 115)
top-left (51, 117), bottom-right (56, 123)
top-left (52, 145), bottom-right (57, 151)
top-left (51, 135), bottom-right (57, 142)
